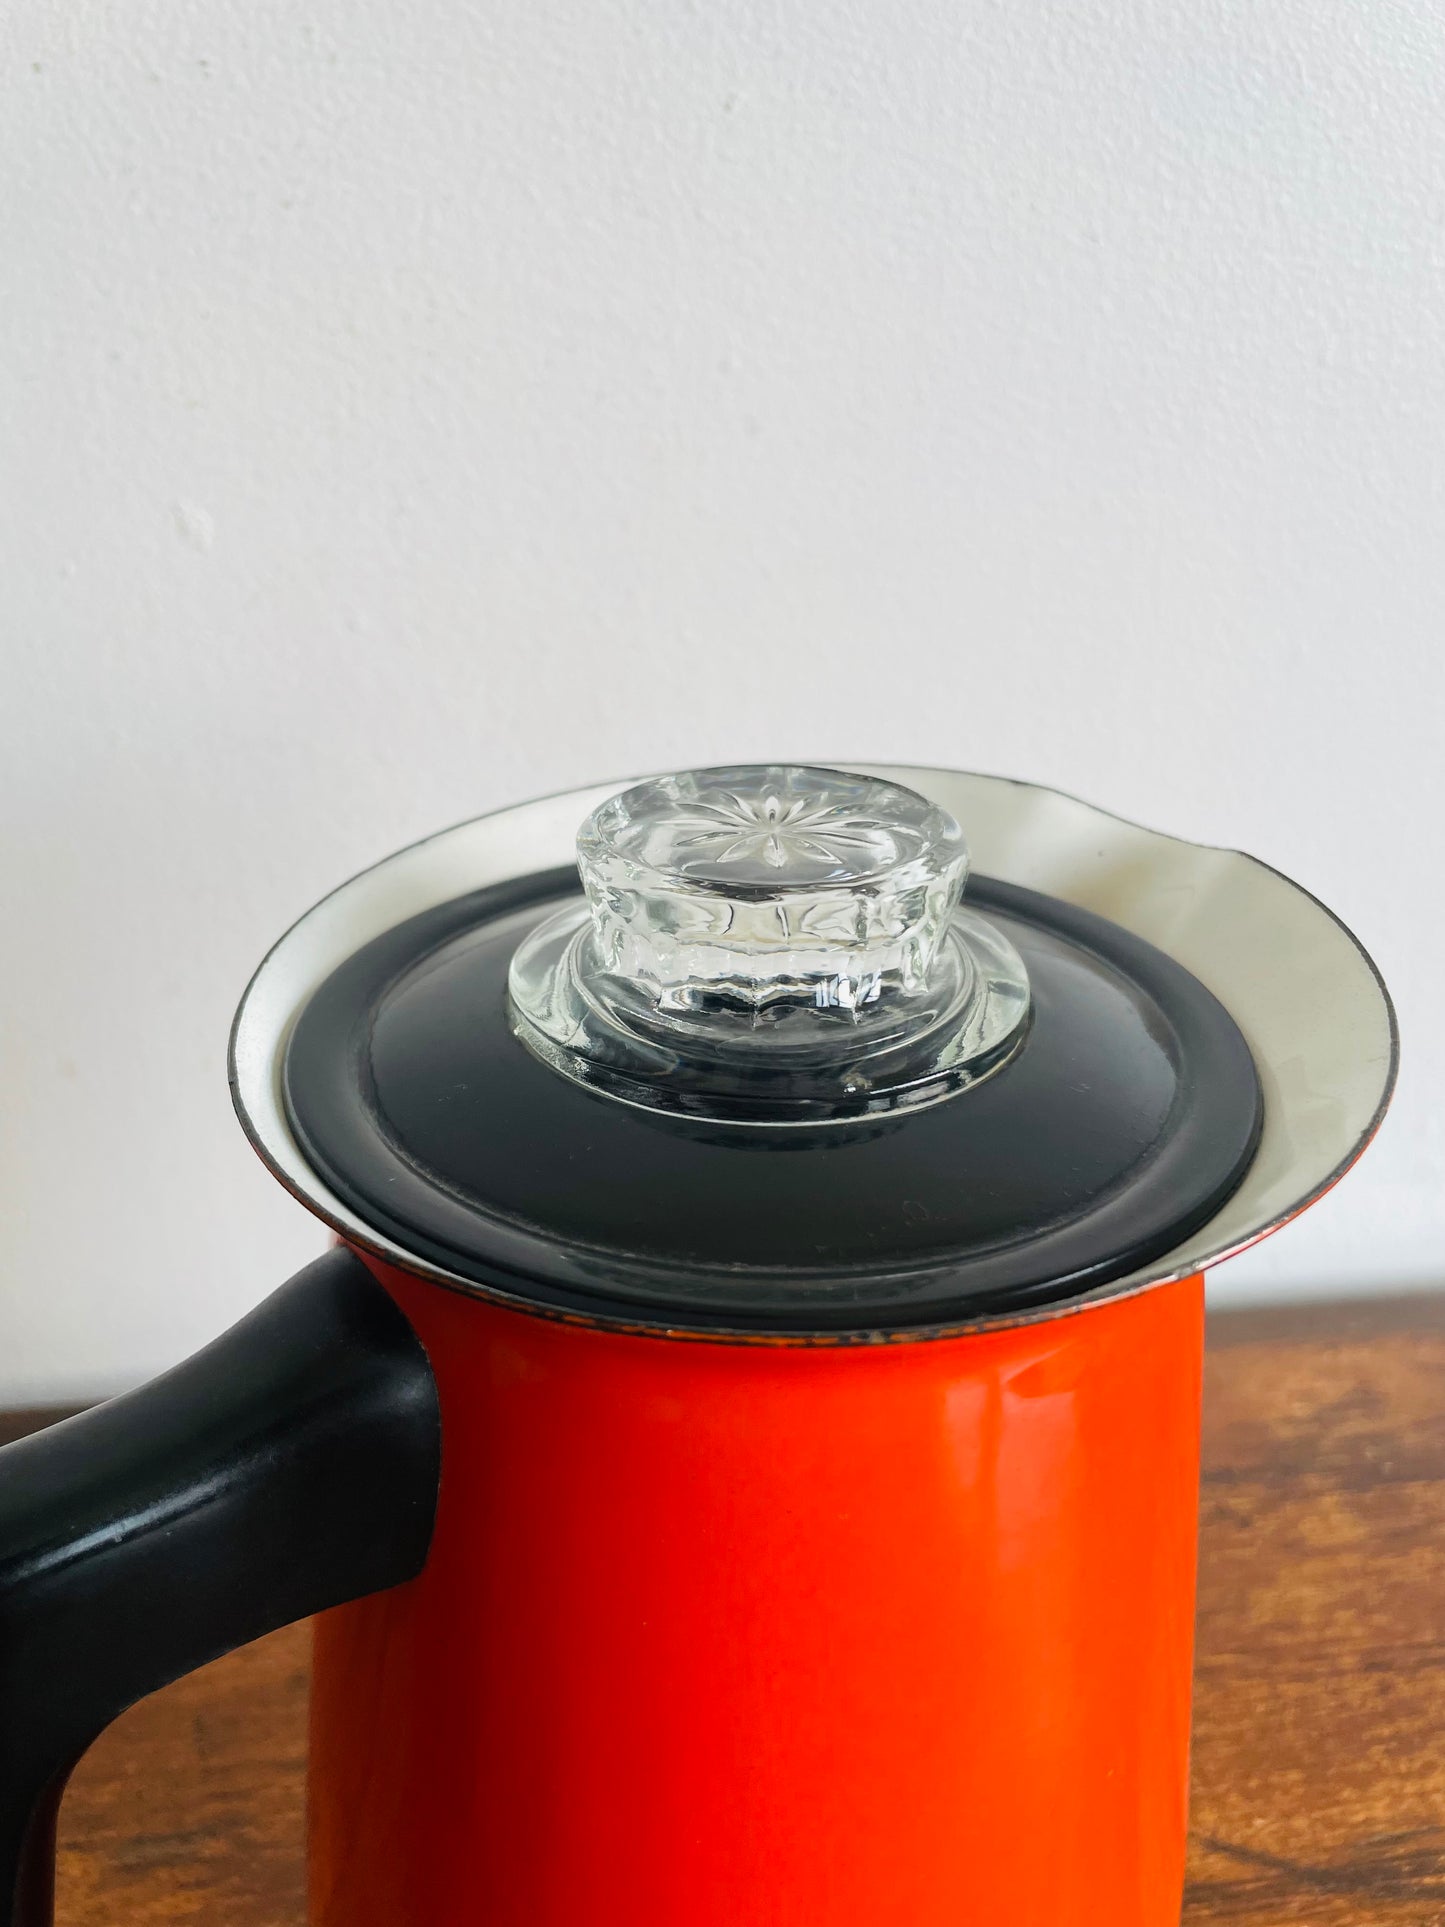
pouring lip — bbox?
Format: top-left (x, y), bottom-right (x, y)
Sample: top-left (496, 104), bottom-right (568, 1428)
top-left (228, 765), bottom-right (1399, 1344)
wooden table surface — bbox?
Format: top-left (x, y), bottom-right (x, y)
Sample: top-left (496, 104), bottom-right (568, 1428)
top-left (8, 1292), bottom-right (1445, 1925)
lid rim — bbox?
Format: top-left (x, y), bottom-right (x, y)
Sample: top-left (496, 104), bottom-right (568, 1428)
top-left (229, 765), bottom-right (1398, 1343)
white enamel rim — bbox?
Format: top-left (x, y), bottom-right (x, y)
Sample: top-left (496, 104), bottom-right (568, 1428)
top-left (229, 767), bottom-right (1399, 1339)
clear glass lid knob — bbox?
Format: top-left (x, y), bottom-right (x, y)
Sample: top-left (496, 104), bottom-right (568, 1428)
top-left (509, 764), bottom-right (1031, 1123)
top-left (581, 765), bottom-right (968, 1015)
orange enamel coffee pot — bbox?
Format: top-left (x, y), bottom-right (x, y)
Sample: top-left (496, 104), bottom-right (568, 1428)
top-left (0, 766), bottom-right (1396, 1926)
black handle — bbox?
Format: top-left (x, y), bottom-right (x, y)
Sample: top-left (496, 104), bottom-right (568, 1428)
top-left (0, 1247), bottom-right (441, 1927)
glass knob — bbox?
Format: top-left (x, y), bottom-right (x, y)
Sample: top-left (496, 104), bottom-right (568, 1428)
top-left (509, 764), bottom-right (1030, 1124)
top-left (579, 765), bottom-right (969, 1019)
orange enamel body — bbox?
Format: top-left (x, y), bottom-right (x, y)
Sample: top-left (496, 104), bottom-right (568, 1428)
top-left (309, 1255), bottom-right (1204, 1927)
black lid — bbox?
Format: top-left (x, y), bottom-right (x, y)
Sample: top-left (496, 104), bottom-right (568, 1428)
top-left (281, 860), bottom-right (1263, 1336)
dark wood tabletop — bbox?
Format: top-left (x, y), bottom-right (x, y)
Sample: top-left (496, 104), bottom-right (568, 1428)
top-left (9, 1291), bottom-right (1445, 1925)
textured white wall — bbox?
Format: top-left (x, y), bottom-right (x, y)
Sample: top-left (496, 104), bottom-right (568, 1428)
top-left (2, 0), bottom-right (1441, 1402)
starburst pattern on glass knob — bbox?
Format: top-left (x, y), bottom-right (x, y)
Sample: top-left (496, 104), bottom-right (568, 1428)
top-left (647, 780), bottom-right (908, 881)
top-left (507, 763), bottom-right (1031, 1124)
top-left (577, 765), bottom-right (969, 1013)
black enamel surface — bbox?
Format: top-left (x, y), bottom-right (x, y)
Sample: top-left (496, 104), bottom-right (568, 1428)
top-left (283, 869), bottom-right (1263, 1332)
top-left (282, 870), bottom-right (1263, 1333)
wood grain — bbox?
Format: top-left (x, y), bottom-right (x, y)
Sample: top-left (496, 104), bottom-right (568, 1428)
top-left (1184, 1295), bottom-right (1445, 1925)
top-left (12, 1292), bottom-right (1444, 1924)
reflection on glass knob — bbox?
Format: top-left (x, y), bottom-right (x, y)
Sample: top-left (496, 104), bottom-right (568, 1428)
top-left (578, 765), bottom-right (969, 1019)
top-left (509, 764), bottom-right (1031, 1124)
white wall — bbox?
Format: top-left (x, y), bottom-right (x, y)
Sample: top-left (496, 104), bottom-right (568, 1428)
top-left (2, 0), bottom-right (1441, 1403)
